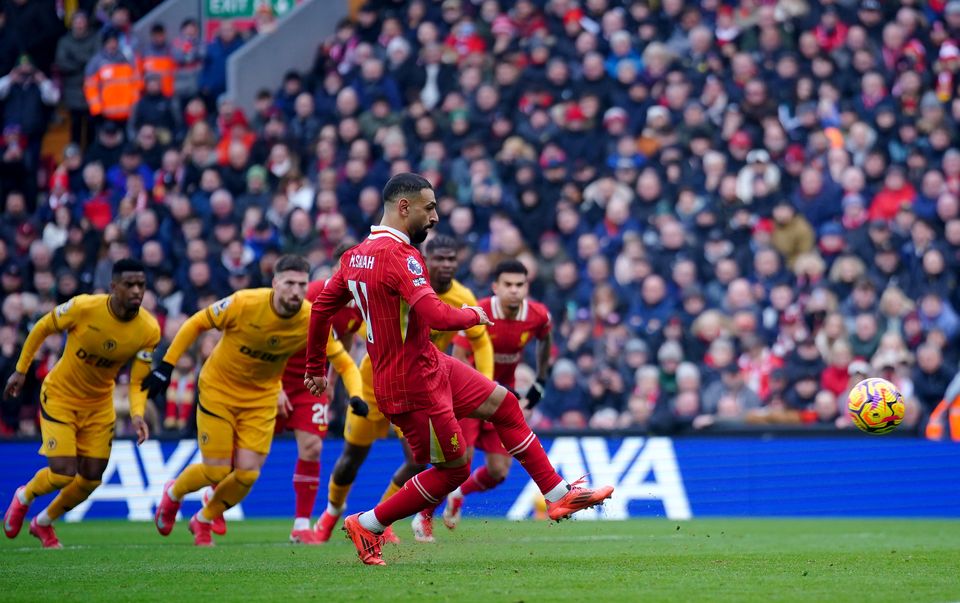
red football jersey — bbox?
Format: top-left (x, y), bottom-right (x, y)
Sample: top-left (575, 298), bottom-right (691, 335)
top-left (481, 296), bottom-right (551, 389)
top-left (308, 225), bottom-right (478, 415)
top-left (282, 280), bottom-right (362, 388)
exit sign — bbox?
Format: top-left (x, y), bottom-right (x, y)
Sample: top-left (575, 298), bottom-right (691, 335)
top-left (204, 0), bottom-right (295, 19)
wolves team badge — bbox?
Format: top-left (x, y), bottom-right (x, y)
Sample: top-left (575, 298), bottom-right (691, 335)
top-left (269, 335), bottom-right (280, 347)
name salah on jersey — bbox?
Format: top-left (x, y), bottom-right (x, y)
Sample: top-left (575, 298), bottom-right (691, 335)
top-left (349, 254), bottom-right (376, 270)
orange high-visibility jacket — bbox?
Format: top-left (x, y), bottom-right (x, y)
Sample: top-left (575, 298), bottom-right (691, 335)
top-left (926, 374), bottom-right (960, 441)
top-left (139, 54), bottom-right (176, 98)
top-left (84, 57), bottom-right (141, 120)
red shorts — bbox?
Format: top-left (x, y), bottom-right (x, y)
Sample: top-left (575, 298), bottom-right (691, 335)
top-left (387, 355), bottom-right (498, 465)
top-left (460, 418), bottom-right (508, 455)
top-left (274, 386), bottom-right (329, 437)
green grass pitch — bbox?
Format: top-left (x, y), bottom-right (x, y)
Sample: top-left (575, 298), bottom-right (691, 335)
top-left (3, 518), bottom-right (959, 602)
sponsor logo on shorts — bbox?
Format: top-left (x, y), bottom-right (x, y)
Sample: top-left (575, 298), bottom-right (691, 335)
top-left (103, 339), bottom-right (117, 352)
top-left (200, 432), bottom-right (209, 445)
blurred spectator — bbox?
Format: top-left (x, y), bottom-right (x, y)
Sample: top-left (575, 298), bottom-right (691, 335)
top-left (912, 344), bottom-right (951, 413)
top-left (541, 358), bottom-right (589, 428)
top-left (55, 11), bottom-right (99, 146)
top-left (172, 18), bottom-right (203, 102)
top-left (84, 27), bottom-right (140, 129)
top-left (0, 55), bottom-right (59, 204)
top-left (199, 22), bottom-right (244, 108)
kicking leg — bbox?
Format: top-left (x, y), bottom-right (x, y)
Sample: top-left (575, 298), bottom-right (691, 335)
top-left (474, 387), bottom-right (613, 520)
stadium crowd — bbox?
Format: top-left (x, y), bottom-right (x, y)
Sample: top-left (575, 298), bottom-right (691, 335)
top-left (1, 0), bottom-right (958, 438)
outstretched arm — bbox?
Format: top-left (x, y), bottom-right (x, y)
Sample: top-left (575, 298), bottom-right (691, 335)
top-left (4, 313), bottom-right (60, 399)
top-left (412, 292), bottom-right (490, 331)
top-left (162, 310), bottom-right (211, 366)
top-left (142, 309), bottom-right (213, 399)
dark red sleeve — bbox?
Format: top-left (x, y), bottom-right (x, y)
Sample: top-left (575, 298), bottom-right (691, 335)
top-left (412, 292), bottom-right (481, 331)
top-left (306, 270), bottom-right (352, 375)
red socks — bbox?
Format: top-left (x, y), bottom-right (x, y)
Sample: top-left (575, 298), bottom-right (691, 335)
top-left (459, 466), bottom-right (504, 496)
top-left (372, 464), bottom-right (470, 526)
top-left (489, 391), bottom-right (564, 495)
top-left (293, 459), bottom-right (321, 519)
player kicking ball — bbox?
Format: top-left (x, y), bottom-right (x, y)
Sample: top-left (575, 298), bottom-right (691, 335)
top-left (305, 173), bottom-right (613, 566)
top-left (315, 234), bottom-right (496, 544)
top-left (145, 255), bottom-right (359, 546)
top-left (4, 259), bottom-right (160, 548)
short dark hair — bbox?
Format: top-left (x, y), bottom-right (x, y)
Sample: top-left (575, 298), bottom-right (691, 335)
top-left (274, 254), bottom-right (310, 274)
top-left (493, 259), bottom-right (528, 280)
top-left (111, 258), bottom-right (145, 278)
top-left (382, 173), bottom-right (433, 205)
top-left (425, 234), bottom-right (458, 254)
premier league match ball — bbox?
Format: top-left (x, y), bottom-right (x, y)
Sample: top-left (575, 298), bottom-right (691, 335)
top-left (847, 377), bottom-right (905, 435)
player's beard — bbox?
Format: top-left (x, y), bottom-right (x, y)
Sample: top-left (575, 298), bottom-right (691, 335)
top-left (410, 224), bottom-right (430, 244)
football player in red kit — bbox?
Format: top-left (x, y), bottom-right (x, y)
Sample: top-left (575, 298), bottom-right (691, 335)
top-left (441, 259), bottom-right (552, 530)
top-left (274, 275), bottom-right (365, 544)
top-left (304, 173), bottom-right (613, 566)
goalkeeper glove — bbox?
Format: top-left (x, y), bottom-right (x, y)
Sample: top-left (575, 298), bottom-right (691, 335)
top-left (349, 396), bottom-right (369, 417)
top-left (141, 361), bottom-right (173, 399)
top-left (526, 378), bottom-right (547, 408)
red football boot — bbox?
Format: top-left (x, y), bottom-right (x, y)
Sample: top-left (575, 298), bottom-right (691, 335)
top-left (201, 486), bottom-right (227, 536)
top-left (442, 493), bottom-right (463, 530)
top-left (313, 510), bottom-right (340, 543)
top-left (411, 509), bottom-right (435, 543)
top-left (382, 524), bottom-right (400, 544)
top-left (155, 480), bottom-right (181, 536)
top-left (28, 517), bottom-right (62, 549)
top-left (4, 487), bottom-right (29, 539)
top-left (290, 528), bottom-right (324, 545)
top-left (546, 476), bottom-right (614, 521)
top-left (188, 513), bottom-right (214, 547)
top-left (343, 513), bottom-right (386, 566)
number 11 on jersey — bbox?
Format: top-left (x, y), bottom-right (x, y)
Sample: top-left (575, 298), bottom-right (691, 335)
top-left (348, 279), bottom-right (374, 343)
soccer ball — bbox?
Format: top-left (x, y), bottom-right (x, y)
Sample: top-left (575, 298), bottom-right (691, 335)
top-left (847, 377), bottom-right (905, 435)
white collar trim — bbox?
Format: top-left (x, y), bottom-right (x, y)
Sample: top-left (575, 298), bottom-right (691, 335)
top-left (492, 296), bottom-right (527, 320)
top-left (370, 225), bottom-right (410, 244)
